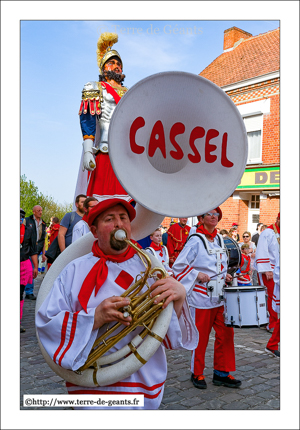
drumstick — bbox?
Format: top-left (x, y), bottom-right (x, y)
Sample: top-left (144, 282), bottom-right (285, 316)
top-left (209, 271), bottom-right (250, 280)
top-left (209, 270), bottom-right (230, 279)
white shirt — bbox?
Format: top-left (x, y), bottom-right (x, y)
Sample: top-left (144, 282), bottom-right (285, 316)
top-left (272, 253), bottom-right (280, 313)
top-left (72, 219), bottom-right (90, 243)
top-left (145, 245), bottom-right (173, 275)
top-left (254, 228), bottom-right (279, 273)
top-left (33, 216), bottom-right (43, 241)
top-left (172, 234), bottom-right (228, 309)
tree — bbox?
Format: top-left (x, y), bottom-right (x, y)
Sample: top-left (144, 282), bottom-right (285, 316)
top-left (20, 175), bottom-right (41, 217)
top-left (20, 175), bottom-right (72, 224)
top-left (39, 193), bottom-right (72, 224)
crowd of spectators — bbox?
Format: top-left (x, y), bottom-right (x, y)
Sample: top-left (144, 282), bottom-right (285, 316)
top-left (20, 204), bottom-right (278, 337)
top-left (20, 195), bottom-right (87, 332)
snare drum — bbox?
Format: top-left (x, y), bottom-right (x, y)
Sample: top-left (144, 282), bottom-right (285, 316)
top-left (223, 286), bottom-right (269, 328)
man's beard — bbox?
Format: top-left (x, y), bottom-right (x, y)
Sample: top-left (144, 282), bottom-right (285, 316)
top-left (103, 70), bottom-right (125, 84)
top-left (109, 229), bottom-right (128, 251)
top-left (78, 206), bottom-right (85, 215)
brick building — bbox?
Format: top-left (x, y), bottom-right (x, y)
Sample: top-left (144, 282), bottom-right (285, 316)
top-left (198, 26), bottom-right (280, 235)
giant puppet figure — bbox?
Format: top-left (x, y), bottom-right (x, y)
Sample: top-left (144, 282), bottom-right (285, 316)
top-left (75, 33), bottom-right (131, 204)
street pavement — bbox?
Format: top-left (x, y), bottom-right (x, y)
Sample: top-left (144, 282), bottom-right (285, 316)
top-left (20, 274), bottom-right (280, 411)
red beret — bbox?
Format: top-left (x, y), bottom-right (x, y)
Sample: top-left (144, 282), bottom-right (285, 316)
top-left (232, 222), bottom-right (238, 227)
top-left (215, 207), bottom-right (223, 222)
top-left (277, 212), bottom-right (280, 219)
top-left (87, 199), bottom-right (136, 227)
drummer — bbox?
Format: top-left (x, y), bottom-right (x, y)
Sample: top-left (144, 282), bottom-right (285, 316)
top-left (172, 208), bottom-right (242, 390)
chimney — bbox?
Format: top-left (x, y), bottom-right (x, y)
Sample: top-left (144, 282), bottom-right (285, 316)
top-left (223, 27), bottom-right (252, 51)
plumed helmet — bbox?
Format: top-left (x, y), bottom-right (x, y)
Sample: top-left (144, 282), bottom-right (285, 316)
top-left (97, 32), bottom-right (123, 75)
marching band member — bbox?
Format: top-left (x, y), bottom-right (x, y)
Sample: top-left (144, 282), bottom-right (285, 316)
top-left (36, 199), bottom-right (198, 409)
top-left (172, 208), bottom-right (242, 390)
top-left (75, 33), bottom-right (131, 204)
top-left (167, 218), bottom-right (191, 266)
top-left (265, 253), bottom-right (280, 358)
top-left (145, 228), bottom-right (173, 275)
top-left (254, 213), bottom-right (280, 332)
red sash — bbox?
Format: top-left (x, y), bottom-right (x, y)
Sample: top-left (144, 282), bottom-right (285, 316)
top-left (100, 82), bottom-right (121, 104)
top-left (268, 222), bottom-right (280, 234)
top-left (78, 240), bottom-right (140, 312)
top-left (196, 224), bottom-right (218, 240)
top-left (150, 241), bottom-right (164, 257)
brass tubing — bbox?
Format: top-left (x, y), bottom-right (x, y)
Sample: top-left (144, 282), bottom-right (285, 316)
top-left (91, 283), bottom-right (152, 350)
top-left (81, 302), bottom-right (165, 371)
top-left (120, 277), bottom-right (145, 298)
top-left (82, 307), bottom-right (154, 369)
top-left (92, 321), bottom-right (122, 349)
top-left (131, 296), bottom-right (162, 321)
top-left (90, 290), bottom-right (150, 351)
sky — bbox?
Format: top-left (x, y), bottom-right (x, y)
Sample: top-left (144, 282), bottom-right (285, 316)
top-left (18, 18), bottom-right (283, 205)
top-left (1, 2), bottom-right (300, 430)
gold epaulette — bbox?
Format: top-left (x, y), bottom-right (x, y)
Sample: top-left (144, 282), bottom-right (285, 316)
top-left (82, 88), bottom-right (102, 101)
top-left (79, 83), bottom-right (128, 115)
top-left (79, 84), bottom-right (103, 116)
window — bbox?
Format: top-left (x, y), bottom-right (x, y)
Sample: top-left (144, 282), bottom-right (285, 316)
top-left (243, 115), bottom-right (263, 164)
top-left (247, 130), bottom-right (261, 161)
top-left (250, 194), bottom-right (260, 209)
top-left (252, 213), bottom-right (260, 223)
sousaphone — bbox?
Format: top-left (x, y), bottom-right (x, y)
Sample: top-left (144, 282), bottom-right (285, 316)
top-left (36, 72), bottom-right (248, 386)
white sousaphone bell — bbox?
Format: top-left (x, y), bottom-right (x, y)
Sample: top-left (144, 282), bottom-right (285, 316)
top-left (36, 72), bottom-right (248, 386)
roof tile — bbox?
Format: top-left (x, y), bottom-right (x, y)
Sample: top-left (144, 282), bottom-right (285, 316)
top-left (200, 28), bottom-right (279, 87)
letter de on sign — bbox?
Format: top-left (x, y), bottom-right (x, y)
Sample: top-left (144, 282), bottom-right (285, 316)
top-left (270, 171), bottom-right (280, 184)
top-left (255, 172), bottom-right (268, 184)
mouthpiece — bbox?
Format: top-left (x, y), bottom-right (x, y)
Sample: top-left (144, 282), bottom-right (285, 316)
top-left (114, 229), bottom-right (127, 241)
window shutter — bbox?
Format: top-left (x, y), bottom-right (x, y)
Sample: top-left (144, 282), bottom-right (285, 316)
top-left (244, 115), bottom-right (263, 132)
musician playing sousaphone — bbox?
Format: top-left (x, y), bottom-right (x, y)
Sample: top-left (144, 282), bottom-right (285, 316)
top-left (36, 199), bottom-right (198, 409)
top-left (75, 32), bottom-right (131, 203)
top-left (172, 207), bottom-right (242, 390)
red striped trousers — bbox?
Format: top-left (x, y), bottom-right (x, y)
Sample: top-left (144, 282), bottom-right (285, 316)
top-left (191, 306), bottom-right (236, 375)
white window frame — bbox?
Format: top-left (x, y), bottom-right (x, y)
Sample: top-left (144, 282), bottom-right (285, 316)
top-left (235, 98), bottom-right (270, 166)
top-left (244, 114), bottom-right (263, 164)
top-left (249, 193), bottom-right (260, 209)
